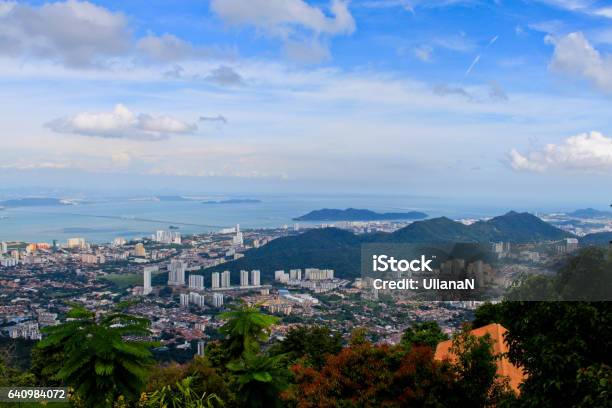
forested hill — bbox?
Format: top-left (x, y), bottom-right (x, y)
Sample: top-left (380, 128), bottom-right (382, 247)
top-left (207, 212), bottom-right (573, 280)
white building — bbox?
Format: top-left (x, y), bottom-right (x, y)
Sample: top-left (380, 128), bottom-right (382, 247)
top-left (211, 272), bottom-right (220, 289)
top-left (304, 268), bottom-right (334, 280)
top-left (143, 267), bottom-right (153, 295)
top-left (153, 230), bottom-right (182, 244)
top-left (212, 293), bottom-right (224, 307)
top-left (250, 269), bottom-right (261, 286)
top-left (168, 260), bottom-right (187, 286)
top-left (189, 274), bottom-right (205, 290)
top-left (180, 293), bottom-right (189, 307)
top-left (221, 270), bottom-right (231, 288)
top-left (112, 237), bottom-right (127, 247)
top-left (240, 270), bottom-right (249, 287)
top-left (289, 269), bottom-right (302, 280)
top-left (67, 237), bottom-right (86, 249)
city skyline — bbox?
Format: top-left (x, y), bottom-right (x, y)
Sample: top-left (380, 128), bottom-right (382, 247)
top-left (0, 0), bottom-right (612, 203)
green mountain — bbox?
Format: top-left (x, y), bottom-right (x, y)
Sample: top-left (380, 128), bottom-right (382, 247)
top-left (470, 211), bottom-right (573, 242)
top-left (208, 228), bottom-right (362, 280)
top-left (293, 208), bottom-right (428, 221)
top-left (207, 211), bottom-right (572, 280)
top-left (580, 231), bottom-right (612, 246)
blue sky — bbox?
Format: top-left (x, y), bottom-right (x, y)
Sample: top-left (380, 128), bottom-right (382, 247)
top-left (1, 0), bottom-right (612, 206)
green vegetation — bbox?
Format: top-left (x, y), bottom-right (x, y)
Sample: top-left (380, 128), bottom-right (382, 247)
top-left (400, 321), bottom-right (449, 350)
top-left (210, 211), bottom-right (573, 280)
top-left (37, 305), bottom-right (156, 407)
top-left (101, 273), bottom-right (143, 290)
top-left (0, 248), bottom-right (610, 407)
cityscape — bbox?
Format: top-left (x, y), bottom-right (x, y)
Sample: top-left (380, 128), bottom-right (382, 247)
top-left (1, 0), bottom-right (611, 406)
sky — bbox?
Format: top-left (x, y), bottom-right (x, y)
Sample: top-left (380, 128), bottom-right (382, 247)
top-left (1, 0), bottom-right (612, 205)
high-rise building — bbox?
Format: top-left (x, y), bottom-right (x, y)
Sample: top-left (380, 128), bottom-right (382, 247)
top-left (67, 237), bottom-right (86, 249)
top-left (212, 293), bottom-right (224, 307)
top-left (168, 260), bottom-right (187, 286)
top-left (143, 267), bottom-right (153, 295)
top-left (134, 243), bottom-right (146, 258)
top-left (179, 293), bottom-right (189, 307)
top-left (0, 242), bottom-right (7, 254)
top-left (289, 269), bottom-right (302, 280)
top-left (112, 237), bottom-right (127, 247)
top-left (221, 270), bottom-right (231, 288)
top-left (211, 272), bottom-right (220, 289)
top-left (153, 230), bottom-right (181, 244)
top-left (232, 224), bottom-right (244, 246)
top-left (304, 268), bottom-right (334, 280)
top-left (189, 274), bottom-right (205, 290)
top-left (197, 340), bottom-right (206, 356)
top-left (250, 269), bottom-right (261, 286)
top-left (240, 270), bottom-right (249, 287)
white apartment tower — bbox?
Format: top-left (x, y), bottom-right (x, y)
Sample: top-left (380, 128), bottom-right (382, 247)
top-left (221, 270), bottom-right (231, 288)
top-left (250, 269), bottom-right (261, 286)
top-left (168, 260), bottom-right (187, 286)
top-left (143, 268), bottom-right (152, 295)
top-left (189, 274), bottom-right (205, 290)
top-left (211, 272), bottom-right (220, 289)
top-left (240, 270), bottom-right (249, 287)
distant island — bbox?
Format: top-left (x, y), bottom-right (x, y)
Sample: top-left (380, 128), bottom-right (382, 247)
top-left (293, 208), bottom-right (428, 221)
top-left (202, 199), bottom-right (262, 204)
top-left (0, 197), bottom-right (73, 207)
top-left (567, 208), bottom-right (612, 219)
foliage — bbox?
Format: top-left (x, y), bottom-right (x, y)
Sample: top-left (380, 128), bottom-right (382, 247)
top-left (475, 248), bottom-right (612, 407)
top-left (268, 325), bottom-right (342, 369)
top-left (226, 352), bottom-right (289, 408)
top-left (142, 376), bottom-right (223, 408)
top-left (218, 302), bottom-right (279, 359)
top-left (449, 328), bottom-right (515, 406)
top-left (37, 305), bottom-right (156, 407)
top-left (400, 321), bottom-right (448, 350)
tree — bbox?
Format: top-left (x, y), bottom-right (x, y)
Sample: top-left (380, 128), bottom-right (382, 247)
top-left (448, 328), bottom-right (514, 406)
top-left (400, 321), bottom-right (448, 350)
top-left (490, 249), bottom-right (612, 406)
top-left (143, 376), bottom-right (223, 408)
top-left (37, 305), bottom-right (155, 407)
top-left (227, 353), bottom-right (289, 408)
top-left (269, 325), bottom-right (342, 369)
top-left (472, 302), bottom-right (504, 329)
top-left (218, 303), bottom-right (279, 359)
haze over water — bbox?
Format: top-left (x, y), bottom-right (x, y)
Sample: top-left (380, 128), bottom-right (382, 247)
top-left (0, 194), bottom-right (594, 243)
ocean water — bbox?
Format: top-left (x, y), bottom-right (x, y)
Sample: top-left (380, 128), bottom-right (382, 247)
top-left (0, 194), bottom-right (531, 244)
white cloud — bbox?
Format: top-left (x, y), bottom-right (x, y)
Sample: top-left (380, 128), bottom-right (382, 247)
top-left (205, 65), bottom-right (244, 86)
top-left (46, 104), bottom-right (197, 140)
top-left (510, 131), bottom-right (612, 173)
top-left (0, 0), bottom-right (131, 68)
top-left (594, 7), bottom-right (612, 18)
top-left (547, 32), bottom-right (612, 92)
top-left (136, 33), bottom-right (206, 62)
top-left (211, 0), bottom-right (355, 36)
top-left (210, 0), bottom-right (355, 62)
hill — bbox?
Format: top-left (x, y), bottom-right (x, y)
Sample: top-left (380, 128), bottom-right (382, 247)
top-left (567, 208), bottom-right (612, 218)
top-left (471, 211), bottom-right (573, 242)
top-left (208, 211), bottom-right (572, 280)
top-left (293, 208), bottom-right (428, 221)
top-left (580, 231), bottom-right (612, 246)
top-left (208, 228), bottom-right (363, 280)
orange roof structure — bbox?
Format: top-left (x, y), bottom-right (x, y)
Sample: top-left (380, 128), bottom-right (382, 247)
top-left (434, 323), bottom-right (525, 393)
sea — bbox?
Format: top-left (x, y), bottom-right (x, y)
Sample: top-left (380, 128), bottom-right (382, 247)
top-left (0, 194), bottom-right (580, 244)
